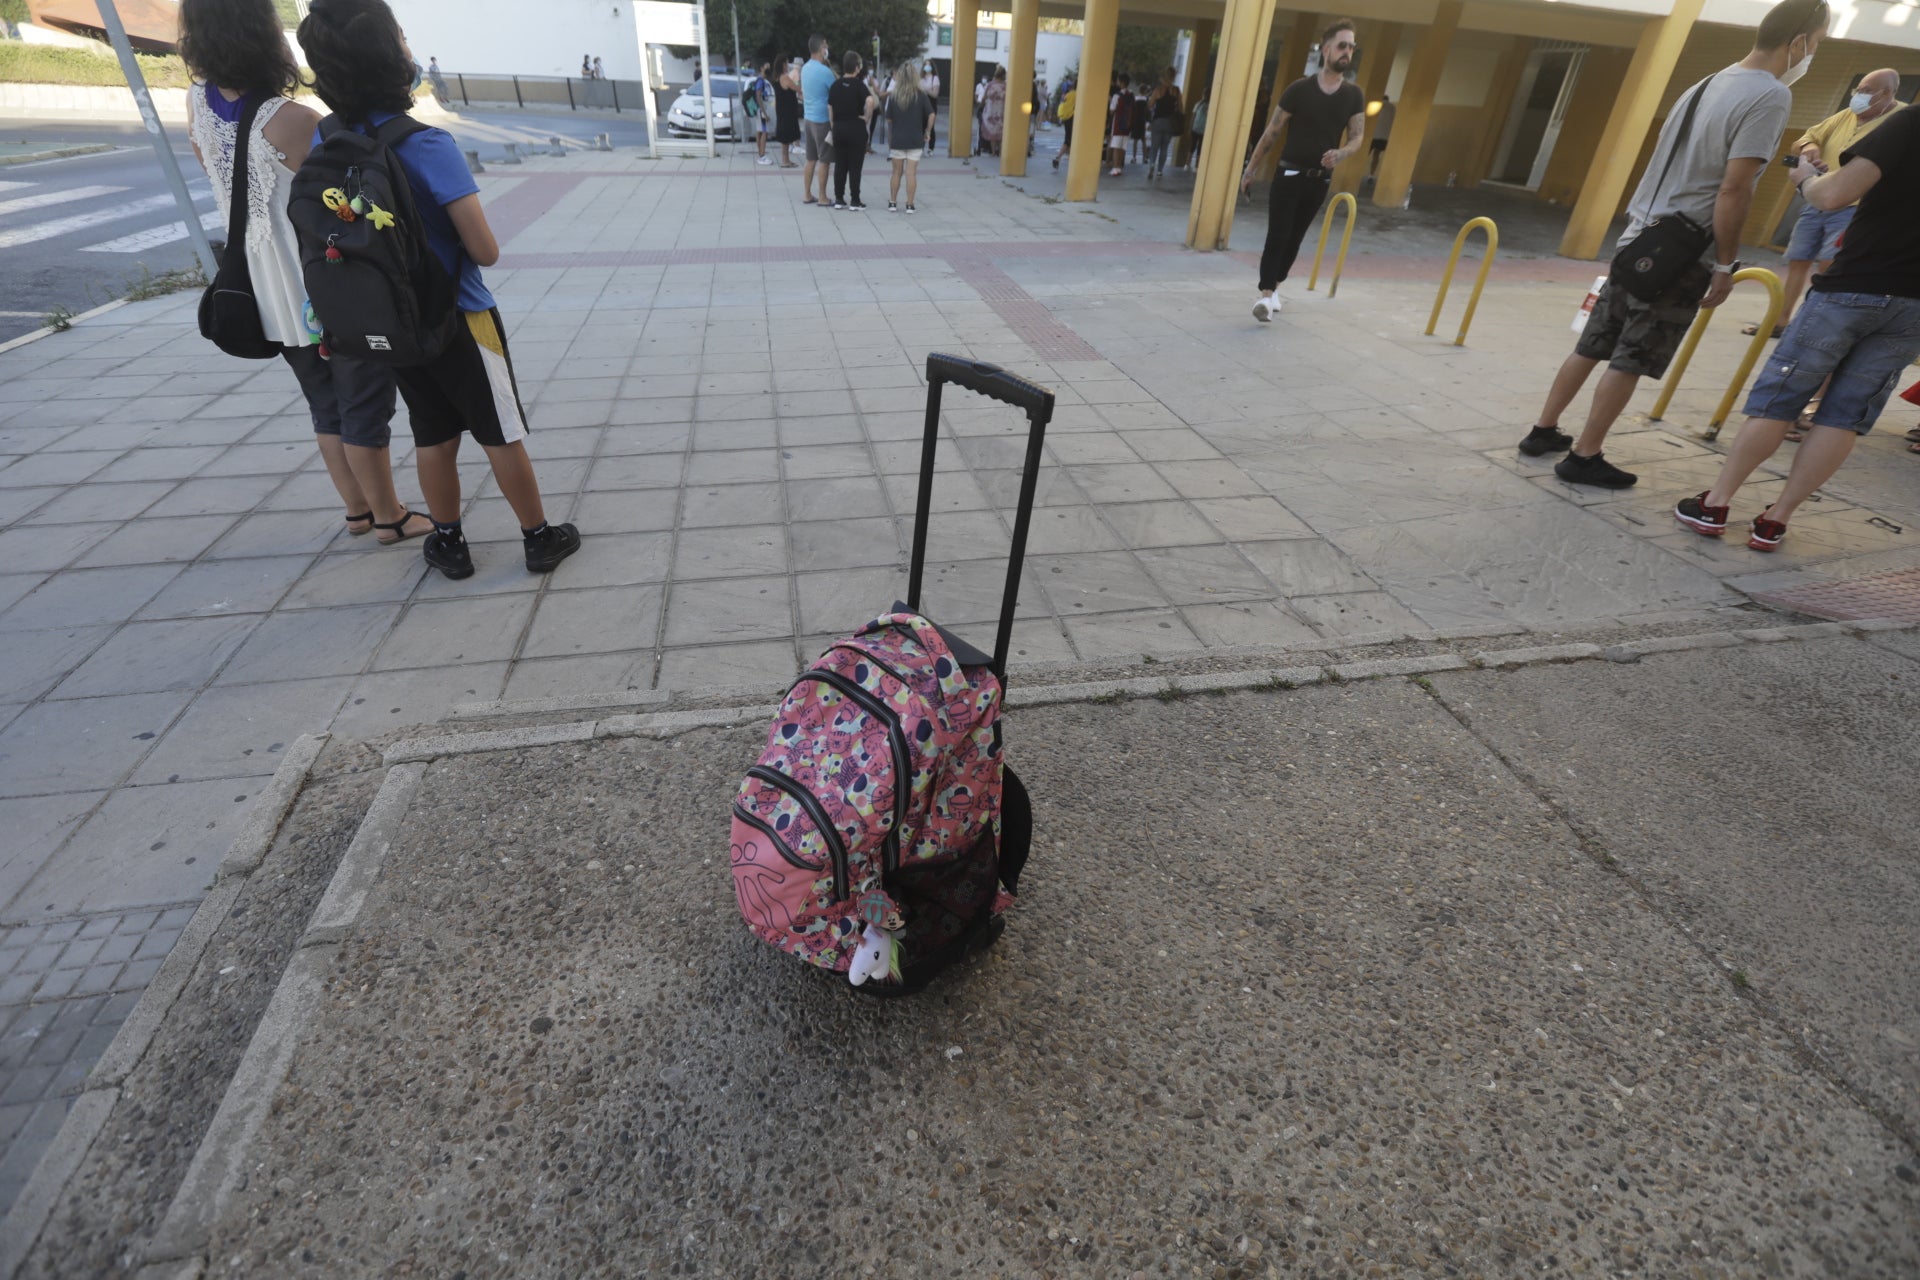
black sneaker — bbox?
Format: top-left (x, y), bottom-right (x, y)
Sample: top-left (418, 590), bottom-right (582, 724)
top-left (1554, 450), bottom-right (1638, 489)
top-left (524, 521), bottom-right (581, 573)
top-left (423, 529), bottom-right (474, 580)
top-left (1674, 492), bottom-right (1729, 536)
top-left (1518, 425), bottom-right (1574, 457)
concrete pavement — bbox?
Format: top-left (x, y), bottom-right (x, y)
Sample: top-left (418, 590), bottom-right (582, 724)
top-left (13, 627), bottom-right (1918, 1278)
top-left (1, 139), bottom-right (1918, 1229)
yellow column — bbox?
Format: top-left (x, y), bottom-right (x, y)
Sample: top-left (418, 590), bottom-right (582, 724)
top-left (1185, 0), bottom-right (1279, 248)
top-left (1001, 0), bottom-right (1039, 176)
top-left (1331, 20), bottom-right (1399, 195)
top-left (1371, 0), bottom-right (1462, 208)
top-left (1558, 0), bottom-right (1704, 259)
top-left (949, 0), bottom-right (979, 160)
top-left (1461, 36), bottom-right (1530, 188)
top-left (1174, 19), bottom-right (1218, 167)
top-left (1253, 12), bottom-right (1322, 184)
top-left (1064, 0), bottom-right (1120, 200)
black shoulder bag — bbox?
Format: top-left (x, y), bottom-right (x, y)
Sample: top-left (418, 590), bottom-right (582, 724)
top-left (1609, 74), bottom-right (1717, 303)
top-left (198, 95), bottom-right (282, 360)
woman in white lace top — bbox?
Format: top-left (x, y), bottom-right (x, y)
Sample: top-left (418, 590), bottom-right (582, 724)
top-left (179, 0), bottom-right (432, 543)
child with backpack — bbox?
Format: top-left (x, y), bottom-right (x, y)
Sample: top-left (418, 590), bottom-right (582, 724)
top-left (296, 0), bottom-right (580, 581)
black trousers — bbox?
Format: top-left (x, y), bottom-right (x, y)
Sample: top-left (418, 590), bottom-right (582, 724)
top-left (833, 121), bottom-right (867, 204)
top-left (1259, 171), bottom-right (1331, 292)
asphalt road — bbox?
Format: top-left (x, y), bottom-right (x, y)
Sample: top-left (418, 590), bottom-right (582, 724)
top-left (0, 109), bottom-right (653, 345)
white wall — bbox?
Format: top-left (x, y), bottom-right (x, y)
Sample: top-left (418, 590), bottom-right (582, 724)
top-left (392, 0), bottom-right (643, 78)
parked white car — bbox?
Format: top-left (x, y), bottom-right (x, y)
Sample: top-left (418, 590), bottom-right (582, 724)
top-left (666, 75), bottom-right (743, 138)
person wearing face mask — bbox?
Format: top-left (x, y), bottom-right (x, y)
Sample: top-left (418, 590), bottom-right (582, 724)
top-left (1520, 0), bottom-right (1826, 489)
top-left (1740, 68), bottom-right (1901, 344)
top-left (1677, 74), bottom-right (1920, 547)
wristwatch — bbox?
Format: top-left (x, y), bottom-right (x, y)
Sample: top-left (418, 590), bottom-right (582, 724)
top-left (1711, 261), bottom-right (1742, 275)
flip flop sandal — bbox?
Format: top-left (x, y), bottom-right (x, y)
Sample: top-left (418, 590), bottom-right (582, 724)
top-left (1740, 323), bottom-right (1786, 339)
top-left (1904, 426), bottom-right (1920, 442)
top-left (374, 508), bottom-right (430, 545)
top-left (345, 510), bottom-right (374, 536)
top-left (1908, 441), bottom-right (1920, 455)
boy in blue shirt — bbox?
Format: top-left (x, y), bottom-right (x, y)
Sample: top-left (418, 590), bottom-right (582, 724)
top-left (300, 0), bottom-right (580, 580)
top-left (800, 34), bottom-right (836, 206)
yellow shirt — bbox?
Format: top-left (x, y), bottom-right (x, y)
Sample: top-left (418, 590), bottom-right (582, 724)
top-left (1794, 105), bottom-right (1894, 205)
top-left (1060, 88), bottom-right (1076, 121)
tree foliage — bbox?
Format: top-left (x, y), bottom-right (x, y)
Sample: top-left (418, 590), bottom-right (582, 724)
top-left (1109, 24), bottom-right (1176, 84)
top-left (673, 0), bottom-right (927, 71)
top-left (0, 0), bottom-right (30, 27)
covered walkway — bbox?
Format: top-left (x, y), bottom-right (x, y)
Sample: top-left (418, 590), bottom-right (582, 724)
top-left (963, 0), bottom-right (1920, 263)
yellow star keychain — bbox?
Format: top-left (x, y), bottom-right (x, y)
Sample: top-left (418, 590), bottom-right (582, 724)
top-left (366, 204), bottom-right (395, 230)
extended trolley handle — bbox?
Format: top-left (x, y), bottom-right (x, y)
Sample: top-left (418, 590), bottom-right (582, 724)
top-left (907, 354), bottom-right (1057, 681)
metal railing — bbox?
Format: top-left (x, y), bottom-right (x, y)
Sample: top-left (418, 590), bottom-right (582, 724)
top-left (1306, 192), bottom-right (1357, 298)
top-left (1648, 267), bottom-right (1785, 440)
top-left (1426, 216), bottom-right (1498, 348)
top-left (434, 72), bottom-right (652, 115)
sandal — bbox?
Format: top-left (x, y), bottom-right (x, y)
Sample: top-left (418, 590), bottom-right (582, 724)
top-left (374, 508), bottom-right (432, 545)
top-left (1740, 323), bottom-right (1786, 339)
top-left (1908, 441), bottom-right (1920, 455)
top-left (345, 510), bottom-right (374, 536)
top-left (1904, 426), bottom-right (1920, 442)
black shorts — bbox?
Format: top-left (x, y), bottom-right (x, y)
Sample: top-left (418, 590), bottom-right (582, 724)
top-left (1369, 137), bottom-right (1387, 154)
top-left (396, 308), bottom-right (529, 449)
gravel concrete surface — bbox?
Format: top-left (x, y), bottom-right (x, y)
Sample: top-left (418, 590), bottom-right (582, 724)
top-left (183, 661), bottom-right (1916, 1278)
top-left (1426, 637), bottom-right (1920, 1148)
top-left (21, 771), bottom-right (380, 1280)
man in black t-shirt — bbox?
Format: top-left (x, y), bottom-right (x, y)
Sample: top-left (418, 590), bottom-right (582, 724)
top-left (1241, 20), bottom-right (1366, 322)
top-left (1676, 103), bottom-right (1920, 553)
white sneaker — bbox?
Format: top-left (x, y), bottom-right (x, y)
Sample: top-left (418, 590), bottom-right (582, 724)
top-left (1252, 294), bottom-right (1280, 322)
top-left (755, 155), bottom-right (773, 165)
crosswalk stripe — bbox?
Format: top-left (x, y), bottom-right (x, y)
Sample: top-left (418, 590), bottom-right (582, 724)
top-left (81, 209), bottom-right (227, 254)
top-left (0, 193), bottom-right (200, 249)
top-left (0, 181), bottom-right (30, 194)
top-left (0, 184), bottom-right (131, 218)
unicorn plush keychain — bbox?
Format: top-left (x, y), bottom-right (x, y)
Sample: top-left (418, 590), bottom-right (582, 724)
top-left (847, 924), bottom-right (900, 987)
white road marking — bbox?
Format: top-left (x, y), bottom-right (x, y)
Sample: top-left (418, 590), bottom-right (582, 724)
top-left (0, 193), bottom-right (201, 249)
top-left (81, 209), bottom-right (226, 254)
top-left (0, 184), bottom-right (132, 218)
top-left (0, 181), bottom-right (30, 194)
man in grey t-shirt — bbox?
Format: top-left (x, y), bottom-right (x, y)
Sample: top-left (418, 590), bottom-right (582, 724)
top-left (1519, 0), bottom-right (1827, 489)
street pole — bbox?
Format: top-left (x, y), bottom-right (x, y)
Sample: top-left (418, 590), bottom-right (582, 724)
top-left (729, 1), bottom-right (743, 146)
top-left (93, 0), bottom-right (216, 277)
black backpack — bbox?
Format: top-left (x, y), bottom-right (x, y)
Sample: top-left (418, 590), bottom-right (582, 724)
top-left (288, 114), bottom-right (458, 366)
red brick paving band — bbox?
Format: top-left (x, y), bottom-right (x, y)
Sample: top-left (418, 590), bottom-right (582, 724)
top-left (1755, 568), bottom-right (1920, 624)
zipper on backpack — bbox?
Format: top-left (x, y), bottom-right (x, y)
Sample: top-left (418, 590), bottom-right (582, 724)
top-left (730, 802), bottom-right (823, 873)
top-left (830, 640), bottom-right (914, 691)
top-left (746, 765), bottom-right (850, 903)
top-left (791, 669), bottom-right (911, 875)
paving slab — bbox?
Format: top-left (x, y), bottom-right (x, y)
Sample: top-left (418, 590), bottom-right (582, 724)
top-left (120, 666), bottom-right (1920, 1278)
top-left (1427, 635), bottom-right (1920, 1140)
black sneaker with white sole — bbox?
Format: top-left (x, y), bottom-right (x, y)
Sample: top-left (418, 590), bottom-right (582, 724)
top-left (1518, 425), bottom-right (1574, 457)
top-left (1554, 450), bottom-right (1638, 489)
top-left (524, 522), bottom-right (581, 573)
top-left (423, 529), bottom-right (474, 580)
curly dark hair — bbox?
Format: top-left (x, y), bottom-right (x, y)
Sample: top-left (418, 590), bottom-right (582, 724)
top-left (177, 0), bottom-right (303, 100)
top-left (297, 0), bottom-right (415, 121)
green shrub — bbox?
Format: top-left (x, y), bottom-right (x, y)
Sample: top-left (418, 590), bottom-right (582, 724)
top-left (0, 42), bottom-right (193, 90)
top-left (1, 0), bottom-right (32, 27)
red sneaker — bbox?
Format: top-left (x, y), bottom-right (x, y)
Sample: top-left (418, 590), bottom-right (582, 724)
top-left (1748, 510), bottom-right (1787, 551)
top-left (1674, 492), bottom-right (1729, 536)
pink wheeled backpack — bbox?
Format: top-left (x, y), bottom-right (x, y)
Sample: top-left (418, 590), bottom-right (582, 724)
top-left (729, 356), bottom-right (1050, 995)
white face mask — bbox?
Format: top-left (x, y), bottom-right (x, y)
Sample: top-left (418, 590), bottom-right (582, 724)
top-left (1781, 37), bottom-right (1813, 86)
top-left (1850, 92), bottom-right (1874, 114)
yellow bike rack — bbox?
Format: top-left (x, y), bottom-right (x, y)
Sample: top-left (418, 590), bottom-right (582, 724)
top-left (1306, 192), bottom-right (1358, 298)
top-left (1648, 267), bottom-right (1784, 440)
top-left (1426, 216), bottom-right (1498, 347)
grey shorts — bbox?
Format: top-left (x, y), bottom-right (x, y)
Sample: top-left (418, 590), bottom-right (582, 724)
top-left (282, 345), bottom-right (395, 450)
top-left (804, 119), bottom-right (833, 162)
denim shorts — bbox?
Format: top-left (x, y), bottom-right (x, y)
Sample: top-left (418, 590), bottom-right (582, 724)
top-left (1742, 290), bottom-right (1920, 434)
top-left (1785, 203), bottom-right (1854, 263)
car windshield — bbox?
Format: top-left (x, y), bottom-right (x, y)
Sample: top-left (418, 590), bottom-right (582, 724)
top-left (688, 77), bottom-right (741, 96)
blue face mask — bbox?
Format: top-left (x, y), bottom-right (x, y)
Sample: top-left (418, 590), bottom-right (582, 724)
top-left (1850, 92), bottom-right (1873, 114)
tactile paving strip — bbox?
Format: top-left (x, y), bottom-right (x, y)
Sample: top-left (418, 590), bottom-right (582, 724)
top-left (1754, 566), bottom-right (1920, 623)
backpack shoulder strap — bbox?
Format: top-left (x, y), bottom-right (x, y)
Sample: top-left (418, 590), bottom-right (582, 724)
top-left (1647, 73), bottom-right (1716, 210)
top-left (372, 113), bottom-right (432, 148)
top-left (316, 113), bottom-right (346, 141)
